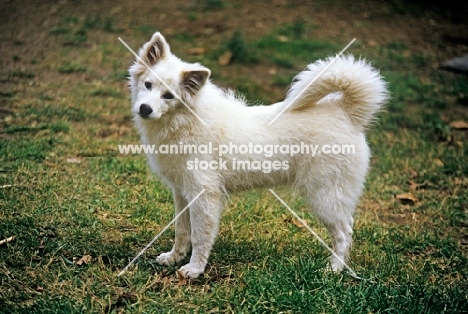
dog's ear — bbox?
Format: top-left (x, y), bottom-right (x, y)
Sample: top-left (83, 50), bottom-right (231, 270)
top-left (139, 32), bottom-right (170, 66)
top-left (181, 68), bottom-right (211, 95)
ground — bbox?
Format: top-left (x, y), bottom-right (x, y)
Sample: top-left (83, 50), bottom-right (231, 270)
top-left (0, 0), bottom-right (467, 313)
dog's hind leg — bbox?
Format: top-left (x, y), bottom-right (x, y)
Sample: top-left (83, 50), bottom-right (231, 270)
top-left (156, 189), bottom-right (191, 266)
top-left (178, 189), bottom-right (223, 279)
top-left (300, 184), bottom-right (357, 272)
top-left (323, 215), bottom-right (354, 272)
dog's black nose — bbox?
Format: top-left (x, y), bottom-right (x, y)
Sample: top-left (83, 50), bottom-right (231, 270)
top-left (139, 104), bottom-right (153, 117)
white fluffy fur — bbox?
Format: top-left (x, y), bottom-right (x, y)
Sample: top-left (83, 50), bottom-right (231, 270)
top-left (128, 32), bottom-right (388, 278)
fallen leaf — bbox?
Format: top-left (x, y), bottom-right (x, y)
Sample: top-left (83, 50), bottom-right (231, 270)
top-left (255, 22), bottom-right (264, 29)
top-left (66, 157), bottom-right (82, 164)
top-left (367, 40), bottom-right (377, 47)
top-left (187, 47), bottom-right (205, 55)
top-left (396, 192), bottom-right (419, 204)
top-left (433, 158), bottom-right (444, 167)
top-left (292, 218), bottom-right (307, 228)
top-left (453, 177), bottom-right (468, 186)
top-left (44, 161), bottom-right (58, 167)
top-left (277, 35), bottom-right (289, 42)
top-left (408, 168), bottom-right (418, 179)
top-left (283, 214), bottom-right (306, 228)
top-left (0, 236), bottom-right (15, 246)
top-left (74, 255), bottom-right (92, 266)
top-left (218, 51), bottom-right (232, 66)
top-left (450, 120), bottom-right (468, 129)
top-left (176, 270), bottom-right (188, 285)
top-left (408, 180), bottom-right (427, 192)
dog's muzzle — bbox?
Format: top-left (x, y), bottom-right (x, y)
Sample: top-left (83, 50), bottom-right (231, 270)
top-left (139, 104), bottom-right (153, 118)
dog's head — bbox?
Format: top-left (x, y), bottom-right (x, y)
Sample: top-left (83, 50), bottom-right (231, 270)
top-left (129, 32), bottom-right (211, 120)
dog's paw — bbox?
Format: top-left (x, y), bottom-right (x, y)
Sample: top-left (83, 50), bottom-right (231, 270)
top-left (155, 251), bottom-right (180, 266)
top-left (177, 263), bottom-right (204, 279)
top-left (330, 256), bottom-right (345, 272)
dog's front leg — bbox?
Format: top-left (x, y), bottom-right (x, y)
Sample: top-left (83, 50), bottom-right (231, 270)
top-left (178, 189), bottom-right (222, 279)
top-left (156, 189), bottom-right (191, 266)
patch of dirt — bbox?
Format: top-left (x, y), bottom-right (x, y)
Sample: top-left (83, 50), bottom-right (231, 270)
top-left (2, 0), bottom-right (468, 74)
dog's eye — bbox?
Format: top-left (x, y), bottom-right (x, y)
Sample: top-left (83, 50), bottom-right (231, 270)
top-left (144, 82), bottom-right (152, 90)
top-left (162, 92), bottom-right (174, 100)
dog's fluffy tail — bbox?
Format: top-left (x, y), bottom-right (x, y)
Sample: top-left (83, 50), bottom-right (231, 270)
top-left (284, 55), bottom-right (388, 129)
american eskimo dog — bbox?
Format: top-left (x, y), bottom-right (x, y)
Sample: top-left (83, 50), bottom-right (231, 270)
top-left (128, 32), bottom-right (388, 278)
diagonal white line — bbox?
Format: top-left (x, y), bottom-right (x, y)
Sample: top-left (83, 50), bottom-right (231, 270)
top-left (117, 189), bottom-right (206, 277)
top-left (118, 37), bottom-right (207, 126)
top-left (268, 189), bottom-right (361, 279)
top-left (268, 38), bottom-right (356, 125)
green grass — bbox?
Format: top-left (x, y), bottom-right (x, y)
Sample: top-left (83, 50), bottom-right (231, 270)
top-left (90, 88), bottom-right (125, 99)
top-left (50, 15), bottom-right (118, 44)
top-left (199, 0), bottom-right (226, 11)
top-left (8, 69), bottom-right (35, 79)
top-left (58, 62), bottom-right (88, 74)
top-left (213, 30), bottom-right (257, 64)
top-left (212, 27), bottom-right (338, 70)
top-left (1, 12), bottom-right (467, 314)
top-left (5, 121), bottom-right (70, 134)
top-left (83, 15), bottom-right (117, 32)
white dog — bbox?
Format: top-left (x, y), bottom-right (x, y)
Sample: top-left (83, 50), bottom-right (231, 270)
top-left (128, 32), bottom-right (388, 278)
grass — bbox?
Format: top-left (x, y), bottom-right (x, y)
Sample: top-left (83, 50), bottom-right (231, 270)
top-left (199, 0), bottom-right (227, 11)
top-left (50, 15), bottom-right (117, 44)
top-left (212, 30), bottom-right (257, 64)
top-left (1, 11), bottom-right (467, 314)
top-left (5, 121), bottom-right (70, 134)
top-left (8, 69), bottom-right (35, 79)
top-left (58, 62), bottom-right (88, 74)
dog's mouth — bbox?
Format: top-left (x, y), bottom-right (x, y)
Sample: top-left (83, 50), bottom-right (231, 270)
top-left (138, 113), bottom-right (151, 119)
